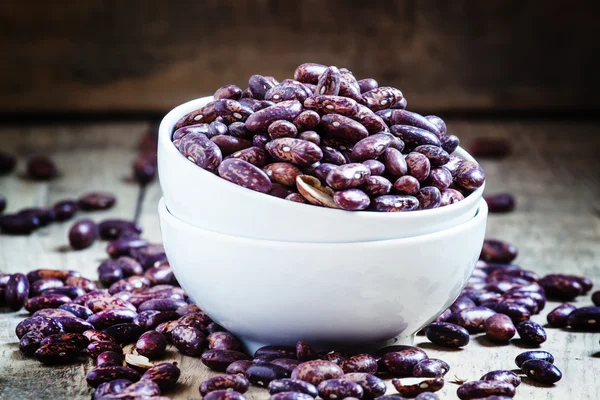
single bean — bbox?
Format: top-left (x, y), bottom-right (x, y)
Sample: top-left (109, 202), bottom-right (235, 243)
top-left (24, 294), bottom-right (72, 313)
top-left (269, 120), bottom-right (298, 139)
top-left (362, 159), bottom-right (385, 176)
top-left (412, 359), bottom-right (450, 377)
top-left (85, 294), bottom-right (136, 313)
top-left (83, 329), bottom-right (118, 344)
top-left (358, 78), bottom-right (378, 93)
top-left (175, 101), bottom-right (217, 129)
top-left (5, 273), bottom-right (30, 310)
top-left (516, 320), bottom-right (546, 345)
top-left (320, 351), bottom-right (346, 364)
top-left (391, 125), bottom-right (441, 151)
top-left (483, 314), bottom-right (516, 342)
top-left (338, 69), bottom-right (362, 102)
top-left (480, 239), bottom-right (518, 264)
top-left (266, 138), bottom-right (323, 167)
top-left (338, 354), bottom-right (377, 374)
top-left (266, 80), bottom-right (311, 104)
top-left (299, 131), bottom-right (321, 145)
top-left (319, 114), bottom-right (368, 144)
top-left (202, 349), bottom-right (252, 372)
top-left (268, 378), bottom-right (318, 397)
top-left (416, 186), bottom-right (441, 210)
top-left (547, 303), bottom-right (577, 328)
top-left (361, 86), bottom-right (403, 111)
top-left (391, 376), bottom-right (444, 397)
top-left (218, 158), bottom-right (272, 193)
top-left (248, 74), bottom-right (276, 99)
top-left (290, 360), bottom-right (344, 386)
top-left (377, 346), bottom-right (428, 376)
top-left (480, 370), bottom-right (521, 387)
top-left (425, 322), bottom-right (470, 348)
top-left (214, 100), bottom-right (254, 124)
top-left (208, 331), bottom-right (241, 351)
top-left (360, 176), bottom-right (392, 197)
top-left (19, 331), bottom-right (45, 356)
top-left (317, 379), bottom-right (363, 399)
top-left (456, 381), bottom-right (515, 400)
top-left (144, 265), bottom-right (175, 286)
top-left (454, 307), bottom-right (497, 333)
top-left (65, 276), bottom-right (97, 292)
top-left (172, 325), bottom-right (207, 356)
top-left (205, 390), bottom-right (246, 400)
top-left (87, 340), bottom-right (122, 358)
top-left (405, 152), bottom-right (431, 182)
top-left (97, 350), bottom-right (124, 367)
top-left (35, 342), bottom-right (81, 365)
top-left (246, 362), bottom-right (290, 387)
top-left (0, 213), bottom-right (41, 235)
top-left (27, 156), bottom-right (57, 180)
top-left (455, 161), bottom-right (485, 191)
top-left (373, 195), bottom-right (419, 212)
top-left (140, 362), bottom-right (181, 391)
top-left (521, 359), bottom-right (562, 384)
top-left (304, 95), bottom-right (358, 117)
top-left (214, 84), bottom-right (243, 100)
top-left (352, 104), bottom-right (388, 134)
top-left (321, 146), bottom-right (346, 165)
top-left (52, 199), bottom-right (78, 221)
top-left (135, 330), bottom-right (167, 358)
top-left (200, 374), bottom-right (250, 396)
top-left (326, 163), bottom-right (370, 190)
top-left (440, 135), bottom-right (460, 154)
top-left (390, 110), bottom-right (441, 137)
top-left (484, 302), bottom-right (531, 324)
top-left (41, 333), bottom-right (89, 350)
top-left (294, 111), bottom-right (321, 132)
top-left (103, 323), bottom-right (145, 344)
top-left (18, 207), bottom-right (55, 226)
top-left (484, 193), bottom-right (516, 213)
top-left (86, 366), bottom-right (141, 388)
top-left (424, 115), bottom-right (447, 136)
top-left (425, 168), bottom-right (452, 191)
top-left (539, 274), bottom-right (584, 301)
top-left (264, 163), bottom-right (303, 187)
top-left (245, 100), bottom-right (303, 133)
top-left (393, 176), bottom-right (420, 196)
top-left (227, 360), bottom-right (255, 375)
top-left (515, 350), bottom-right (554, 368)
top-left (566, 306), bottom-right (600, 330)
top-left (88, 309), bottom-right (138, 330)
top-left (138, 298), bottom-right (188, 312)
top-left (314, 66), bottom-right (341, 96)
top-left (68, 219), bottom-right (98, 250)
top-left (294, 63), bottom-right (328, 84)
top-left (98, 219), bottom-right (142, 241)
top-left (342, 373), bottom-right (385, 398)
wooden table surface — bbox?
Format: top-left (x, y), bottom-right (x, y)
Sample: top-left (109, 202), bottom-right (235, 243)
top-left (0, 120), bottom-right (599, 399)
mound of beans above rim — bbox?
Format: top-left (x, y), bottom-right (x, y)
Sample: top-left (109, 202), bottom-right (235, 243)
top-left (171, 63), bottom-right (485, 212)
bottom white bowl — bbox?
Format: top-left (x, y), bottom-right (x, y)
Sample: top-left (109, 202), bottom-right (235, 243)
top-left (159, 198), bottom-right (488, 353)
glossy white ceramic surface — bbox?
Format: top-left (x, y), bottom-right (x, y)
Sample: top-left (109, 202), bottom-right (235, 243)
top-left (159, 197), bottom-right (488, 353)
top-left (158, 96), bottom-right (485, 242)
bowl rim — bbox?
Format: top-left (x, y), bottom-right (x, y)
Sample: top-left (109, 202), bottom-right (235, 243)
top-left (159, 96), bottom-right (485, 220)
top-left (159, 196), bottom-right (488, 246)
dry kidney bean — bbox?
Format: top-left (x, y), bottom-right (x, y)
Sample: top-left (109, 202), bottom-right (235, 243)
top-left (440, 135), bottom-right (459, 154)
top-left (218, 158), bottom-right (272, 193)
top-left (69, 219), bottom-right (98, 250)
top-left (390, 110), bottom-right (441, 137)
top-left (292, 342), bottom-right (316, 362)
top-left (171, 325), bottom-right (207, 356)
top-left (412, 359), bottom-right (449, 377)
top-left (383, 148), bottom-right (408, 178)
top-left (484, 302), bottom-right (531, 324)
top-left (176, 101), bottom-right (217, 129)
top-left (255, 346), bottom-right (297, 359)
top-left (566, 306), bottom-right (600, 330)
top-left (245, 100), bottom-right (303, 133)
top-left (31, 278), bottom-right (63, 296)
top-left (18, 207), bottom-right (55, 226)
top-left (340, 373), bottom-right (384, 399)
top-left (392, 377), bottom-right (444, 397)
top-left (294, 110), bottom-right (321, 132)
top-left (321, 146), bottom-right (346, 165)
top-left (88, 309), bottom-right (137, 330)
top-left (202, 349), bottom-right (251, 372)
top-left (455, 161), bottom-right (485, 191)
top-left (377, 346), bottom-right (428, 376)
top-left (35, 342), bottom-right (81, 365)
top-left (5, 273), bottom-right (30, 310)
top-left (390, 125), bottom-right (441, 150)
top-left (338, 69), bottom-right (362, 102)
top-left (144, 265), bottom-right (175, 286)
top-left (19, 331), bottom-right (45, 356)
top-left (320, 351), bottom-right (346, 364)
top-left (291, 360), bottom-right (344, 386)
top-left (393, 175), bottom-right (420, 196)
top-left (200, 374), bottom-right (250, 396)
top-left (16, 316), bottom-right (64, 339)
top-left (268, 120), bottom-right (298, 139)
top-left (416, 186), bottom-right (441, 210)
top-left (317, 379), bottom-right (363, 399)
top-left (227, 360), bottom-right (255, 375)
top-left (205, 390), bottom-right (246, 400)
top-left (362, 159), bottom-right (385, 176)
top-left (305, 95), bottom-right (360, 118)
top-left (0, 213), bottom-right (41, 234)
top-left (299, 131), bottom-right (321, 145)
top-left (135, 330), bottom-right (167, 358)
top-left (469, 137), bottom-right (511, 159)
top-left (66, 276), bottom-right (97, 292)
top-left (208, 331), bottom-right (241, 351)
top-left (78, 192), bottom-right (116, 211)
top-left (442, 156), bottom-right (463, 176)
top-left (450, 295), bottom-right (476, 313)
top-left (353, 105), bottom-right (389, 134)
top-left (83, 329), bottom-right (117, 343)
top-left (98, 219), bottom-right (142, 241)
top-left (92, 379), bottom-right (133, 399)
top-left (358, 78), bottom-right (378, 93)
top-left (484, 193), bottom-right (516, 213)
top-left (97, 350), bottom-right (124, 367)
top-left (547, 303), bottom-right (577, 327)
top-left (454, 307), bottom-right (497, 333)
top-left (41, 333), bottom-right (89, 350)
top-left (521, 359), bottom-right (562, 384)
top-left (134, 310), bottom-right (179, 331)
top-left (103, 323), bottom-right (145, 344)
top-left (214, 84), bottom-right (243, 100)
top-left (338, 354), bottom-right (377, 374)
top-left (373, 195), bottom-right (419, 212)
top-left (326, 163), bottom-right (370, 190)
top-left (173, 124), bottom-right (210, 141)
top-left (86, 366), bottom-right (141, 388)
top-left (214, 100), bottom-right (254, 124)
top-left (361, 86), bottom-right (403, 111)
top-left (265, 80), bottom-right (311, 104)
top-left (425, 322), bottom-right (470, 348)
top-left (424, 115), bottom-right (446, 135)
top-left (480, 370), bottom-right (521, 387)
top-left (114, 379), bottom-right (162, 398)
top-left (360, 176), bottom-right (392, 197)
top-left (228, 146), bottom-right (269, 169)
top-left (515, 350), bottom-right (554, 368)
top-left (24, 293), bottom-right (72, 313)
top-left (480, 239), bottom-right (518, 264)
top-left (246, 362), bottom-right (290, 387)
top-left (405, 152), bottom-right (430, 182)
top-left (483, 314), bottom-right (516, 342)
top-left (266, 138), bottom-right (323, 167)
top-left (264, 163), bottom-right (303, 187)
top-left (456, 380), bottom-right (515, 400)
top-left (87, 340), bottom-right (122, 358)
top-left (539, 274), bottom-right (584, 300)
top-left (138, 298), bottom-right (187, 312)
top-left (268, 379), bottom-right (318, 397)
top-left (351, 134), bottom-right (392, 161)
top-left (85, 294), bottom-right (136, 313)
top-left (141, 362), bottom-right (181, 391)
top-left (270, 359), bottom-right (302, 376)
top-left (516, 320), bottom-right (546, 345)
top-left (27, 156), bottom-right (57, 180)
top-left (248, 74), bottom-right (276, 99)
top-left (52, 315), bottom-right (94, 333)
top-left (315, 66), bottom-right (341, 96)
top-left (319, 114), bottom-right (368, 143)
top-left (425, 168), bottom-right (452, 190)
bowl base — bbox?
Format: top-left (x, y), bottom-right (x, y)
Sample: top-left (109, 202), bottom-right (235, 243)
top-left (239, 334), bottom-right (416, 355)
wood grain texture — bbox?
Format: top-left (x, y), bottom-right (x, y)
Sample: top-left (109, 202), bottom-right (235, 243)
top-left (1, 121), bottom-right (600, 399)
top-left (1, 0), bottom-right (599, 113)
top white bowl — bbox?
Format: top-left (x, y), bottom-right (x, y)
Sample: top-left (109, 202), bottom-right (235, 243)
top-left (158, 96), bottom-right (484, 242)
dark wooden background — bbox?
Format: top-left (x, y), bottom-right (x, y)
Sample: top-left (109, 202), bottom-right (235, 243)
top-left (1, 0), bottom-right (599, 114)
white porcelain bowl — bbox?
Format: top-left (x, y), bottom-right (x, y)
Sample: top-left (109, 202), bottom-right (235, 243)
top-left (159, 197), bottom-right (488, 354)
top-left (158, 96), bottom-right (485, 242)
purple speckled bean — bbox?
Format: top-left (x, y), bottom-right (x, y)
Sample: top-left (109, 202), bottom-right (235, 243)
top-left (266, 80), bottom-right (312, 103)
top-left (229, 122), bottom-right (252, 139)
top-left (457, 380), bottom-right (516, 400)
top-left (319, 114), bottom-right (368, 144)
top-left (315, 66), bottom-right (341, 96)
top-left (455, 161), bottom-right (485, 191)
top-left (391, 125), bottom-right (441, 150)
top-left (321, 146), bottom-right (346, 166)
top-left (266, 138), bottom-right (323, 167)
top-left (218, 158), bottom-right (272, 193)
top-left (211, 135), bottom-right (253, 156)
top-left (298, 131), bottom-right (320, 145)
top-left (351, 134), bottom-right (392, 161)
top-left (214, 84), bottom-right (243, 100)
top-left (333, 189), bottom-right (371, 211)
top-left (317, 378), bottom-right (364, 400)
top-left (547, 303), bottom-right (577, 327)
top-left (425, 168), bottom-right (452, 190)
top-left (294, 63), bottom-right (327, 84)
top-left (245, 101), bottom-right (303, 133)
top-left (358, 78), bottom-right (378, 93)
top-left (175, 102), bottom-right (217, 129)
top-left (304, 95), bottom-right (358, 117)
top-left (414, 145), bottom-right (450, 166)
top-left (377, 346), bottom-right (428, 376)
top-left (173, 124), bottom-right (210, 141)
top-left (268, 120), bottom-right (298, 139)
top-left (416, 186), bottom-right (441, 210)
top-left (405, 152), bottom-right (431, 182)
top-left (360, 176), bottom-right (392, 197)
top-left (382, 148), bottom-right (408, 178)
top-left (290, 360), bottom-right (344, 386)
top-left (390, 110), bottom-right (441, 137)
top-left (425, 115), bottom-right (447, 136)
top-left (361, 86), bottom-right (403, 111)
top-left (326, 163), bottom-right (370, 190)
top-left (393, 175), bottom-right (420, 196)
top-left (352, 104), bottom-right (389, 134)
top-left (248, 74), bottom-right (276, 100)
top-left (228, 147), bottom-right (269, 168)
top-left (440, 188), bottom-right (464, 206)
top-left (441, 135), bottom-right (460, 154)
top-left (178, 133), bottom-right (223, 172)
top-left (293, 111), bottom-right (321, 132)
top-left (362, 159), bottom-right (385, 176)
top-left (373, 195), bottom-right (419, 212)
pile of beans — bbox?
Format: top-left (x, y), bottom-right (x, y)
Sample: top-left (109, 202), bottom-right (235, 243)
top-left (171, 63), bottom-right (485, 211)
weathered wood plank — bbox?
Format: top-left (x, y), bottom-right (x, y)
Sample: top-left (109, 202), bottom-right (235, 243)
top-left (1, 0), bottom-right (599, 113)
top-left (1, 121), bottom-right (600, 399)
